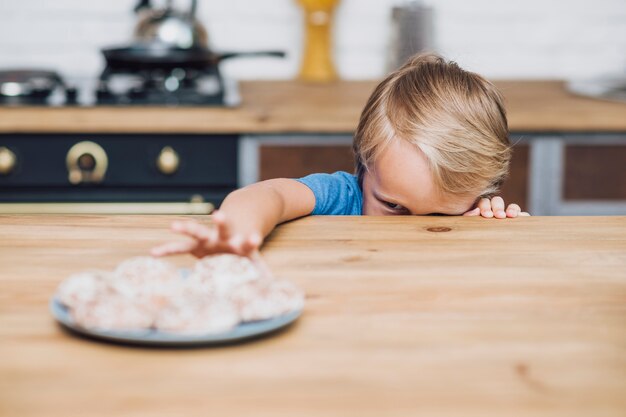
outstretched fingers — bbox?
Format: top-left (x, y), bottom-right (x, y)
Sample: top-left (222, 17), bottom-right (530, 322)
top-left (153, 211), bottom-right (265, 258)
top-left (212, 211), bottom-right (231, 242)
top-left (171, 220), bottom-right (211, 241)
top-left (240, 233), bottom-right (262, 256)
top-left (151, 239), bottom-right (197, 257)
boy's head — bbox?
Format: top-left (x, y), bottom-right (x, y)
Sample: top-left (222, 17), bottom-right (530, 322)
top-left (353, 53), bottom-right (511, 215)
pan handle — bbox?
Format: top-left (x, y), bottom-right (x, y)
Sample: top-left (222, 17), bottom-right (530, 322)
top-left (217, 51), bottom-right (286, 61)
top-left (134, 0), bottom-right (151, 13)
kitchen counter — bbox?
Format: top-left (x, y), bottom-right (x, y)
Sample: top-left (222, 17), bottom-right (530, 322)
top-left (1, 214), bottom-right (625, 416)
top-left (0, 80), bottom-right (625, 134)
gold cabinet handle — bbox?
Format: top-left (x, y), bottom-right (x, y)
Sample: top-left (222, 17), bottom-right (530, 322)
top-left (0, 146), bottom-right (17, 175)
top-left (66, 141), bottom-right (108, 184)
top-left (156, 146), bottom-right (180, 175)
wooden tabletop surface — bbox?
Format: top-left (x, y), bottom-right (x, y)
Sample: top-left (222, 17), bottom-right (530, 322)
top-left (0, 80), bottom-right (625, 134)
top-left (1, 215), bottom-right (625, 417)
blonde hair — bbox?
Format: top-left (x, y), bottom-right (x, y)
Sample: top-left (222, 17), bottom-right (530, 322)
top-left (353, 53), bottom-right (511, 198)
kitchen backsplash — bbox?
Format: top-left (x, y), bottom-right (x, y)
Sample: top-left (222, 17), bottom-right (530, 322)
top-left (0, 0), bottom-right (624, 80)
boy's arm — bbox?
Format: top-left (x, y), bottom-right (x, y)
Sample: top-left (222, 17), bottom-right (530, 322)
top-left (151, 178), bottom-right (315, 258)
top-left (218, 178), bottom-right (315, 239)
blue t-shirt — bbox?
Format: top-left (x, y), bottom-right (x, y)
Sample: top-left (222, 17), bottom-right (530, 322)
top-left (296, 171), bottom-right (363, 215)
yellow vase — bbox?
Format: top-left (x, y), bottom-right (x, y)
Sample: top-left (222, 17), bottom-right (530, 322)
top-left (296, 0), bottom-right (339, 82)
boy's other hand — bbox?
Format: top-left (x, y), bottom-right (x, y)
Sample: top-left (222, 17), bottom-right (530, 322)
top-left (150, 211), bottom-right (262, 258)
top-left (462, 196), bottom-right (530, 219)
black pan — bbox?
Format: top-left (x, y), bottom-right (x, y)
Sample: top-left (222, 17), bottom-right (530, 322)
top-left (102, 44), bottom-right (285, 70)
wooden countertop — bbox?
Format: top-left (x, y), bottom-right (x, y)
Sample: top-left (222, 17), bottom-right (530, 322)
top-left (1, 214), bottom-right (625, 417)
top-left (0, 80), bottom-right (625, 134)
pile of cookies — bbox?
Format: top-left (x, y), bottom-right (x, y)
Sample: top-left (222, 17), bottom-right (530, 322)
top-left (55, 255), bottom-right (304, 335)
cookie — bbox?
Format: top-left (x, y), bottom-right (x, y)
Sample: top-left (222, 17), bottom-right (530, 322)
top-left (113, 256), bottom-right (179, 289)
top-left (155, 296), bottom-right (239, 335)
top-left (56, 270), bottom-right (111, 308)
top-left (230, 279), bottom-right (304, 322)
top-left (112, 256), bottom-right (180, 311)
top-left (71, 295), bottom-right (154, 331)
top-left (191, 254), bottom-right (263, 295)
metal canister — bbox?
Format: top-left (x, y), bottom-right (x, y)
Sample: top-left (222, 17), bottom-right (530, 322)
top-left (387, 1), bottom-right (435, 71)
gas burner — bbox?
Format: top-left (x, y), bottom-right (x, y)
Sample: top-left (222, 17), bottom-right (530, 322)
top-left (0, 95), bottom-right (51, 106)
top-left (0, 69), bottom-right (77, 106)
top-left (96, 64), bottom-right (230, 106)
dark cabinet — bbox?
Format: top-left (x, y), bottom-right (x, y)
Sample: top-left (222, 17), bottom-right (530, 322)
top-left (0, 134), bottom-right (238, 204)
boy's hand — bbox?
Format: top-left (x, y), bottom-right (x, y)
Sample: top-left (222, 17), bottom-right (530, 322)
top-left (150, 211), bottom-right (262, 258)
top-left (462, 196), bottom-right (530, 219)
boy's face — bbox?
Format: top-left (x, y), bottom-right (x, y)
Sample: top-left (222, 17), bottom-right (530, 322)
top-left (361, 138), bottom-right (477, 216)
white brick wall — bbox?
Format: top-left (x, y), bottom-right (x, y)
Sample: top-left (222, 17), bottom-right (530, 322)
top-left (0, 0), bottom-right (624, 80)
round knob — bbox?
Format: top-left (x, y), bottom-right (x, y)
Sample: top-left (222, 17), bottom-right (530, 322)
top-left (77, 153), bottom-right (96, 171)
top-left (0, 147), bottom-right (17, 175)
top-left (157, 146), bottom-right (180, 175)
top-left (66, 141), bottom-right (108, 184)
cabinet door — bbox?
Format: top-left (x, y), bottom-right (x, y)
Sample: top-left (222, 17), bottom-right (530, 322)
top-left (564, 145), bottom-right (626, 200)
top-left (260, 145), bottom-right (355, 180)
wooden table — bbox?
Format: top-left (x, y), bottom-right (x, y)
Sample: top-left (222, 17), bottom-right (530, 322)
top-left (1, 215), bottom-right (625, 417)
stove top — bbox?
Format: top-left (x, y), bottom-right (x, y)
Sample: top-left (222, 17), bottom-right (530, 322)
top-left (0, 69), bottom-right (241, 107)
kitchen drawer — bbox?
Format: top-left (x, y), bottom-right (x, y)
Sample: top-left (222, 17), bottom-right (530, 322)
top-left (0, 134), bottom-right (237, 187)
top-left (0, 134), bottom-right (238, 205)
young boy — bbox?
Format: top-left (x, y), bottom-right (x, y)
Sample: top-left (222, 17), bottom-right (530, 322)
top-left (151, 53), bottom-right (529, 259)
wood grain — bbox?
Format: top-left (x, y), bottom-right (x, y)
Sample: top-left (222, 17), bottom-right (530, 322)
top-left (1, 215), bottom-right (625, 417)
top-left (0, 80), bottom-right (625, 134)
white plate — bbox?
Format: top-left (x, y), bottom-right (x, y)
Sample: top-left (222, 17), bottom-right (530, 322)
top-left (50, 298), bottom-right (302, 346)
